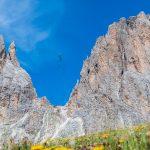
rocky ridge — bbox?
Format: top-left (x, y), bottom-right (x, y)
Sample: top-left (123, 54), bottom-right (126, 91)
top-left (67, 11), bottom-right (150, 134)
top-left (1, 11), bottom-right (150, 145)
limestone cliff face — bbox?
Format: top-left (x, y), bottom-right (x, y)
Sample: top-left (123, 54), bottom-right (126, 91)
top-left (0, 40), bottom-right (68, 144)
top-left (0, 40), bottom-right (37, 124)
top-left (0, 36), bottom-right (6, 71)
top-left (67, 11), bottom-right (150, 133)
top-left (0, 38), bottom-right (82, 144)
top-left (1, 11), bottom-right (150, 146)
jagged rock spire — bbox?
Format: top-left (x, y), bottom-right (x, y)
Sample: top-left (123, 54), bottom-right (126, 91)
top-left (0, 35), bottom-right (6, 61)
top-left (7, 41), bottom-right (20, 67)
top-left (0, 35), bottom-right (6, 71)
top-left (138, 11), bottom-right (146, 18)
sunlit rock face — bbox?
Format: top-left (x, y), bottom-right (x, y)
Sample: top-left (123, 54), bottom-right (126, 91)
top-left (68, 11), bottom-right (150, 134)
top-left (1, 11), bottom-right (150, 146)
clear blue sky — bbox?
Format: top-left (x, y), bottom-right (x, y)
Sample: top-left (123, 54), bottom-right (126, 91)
top-left (0, 0), bottom-right (149, 105)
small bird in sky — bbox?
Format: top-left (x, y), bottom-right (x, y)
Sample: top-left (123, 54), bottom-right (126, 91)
top-left (58, 52), bottom-right (63, 63)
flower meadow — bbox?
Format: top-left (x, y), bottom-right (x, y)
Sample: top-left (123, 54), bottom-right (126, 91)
top-left (1, 124), bottom-right (150, 150)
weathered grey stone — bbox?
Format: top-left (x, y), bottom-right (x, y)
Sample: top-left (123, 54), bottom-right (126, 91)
top-left (68, 11), bottom-right (150, 134)
top-left (7, 41), bottom-right (19, 67)
top-left (0, 35), bottom-right (6, 71)
top-left (51, 117), bottom-right (84, 139)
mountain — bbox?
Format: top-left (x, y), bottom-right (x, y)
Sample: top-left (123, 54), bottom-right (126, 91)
top-left (0, 38), bottom-right (83, 145)
top-left (1, 11), bottom-right (150, 146)
top-left (67, 11), bottom-right (150, 134)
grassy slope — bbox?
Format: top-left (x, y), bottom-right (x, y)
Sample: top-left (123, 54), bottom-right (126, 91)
top-left (2, 124), bottom-right (150, 150)
top-left (44, 124), bottom-right (150, 150)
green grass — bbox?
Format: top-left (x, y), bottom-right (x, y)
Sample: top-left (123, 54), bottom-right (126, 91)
top-left (45, 124), bottom-right (150, 150)
top-left (2, 124), bottom-right (150, 150)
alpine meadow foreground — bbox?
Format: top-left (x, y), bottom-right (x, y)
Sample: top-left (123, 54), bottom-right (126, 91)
top-left (1, 124), bottom-right (150, 150)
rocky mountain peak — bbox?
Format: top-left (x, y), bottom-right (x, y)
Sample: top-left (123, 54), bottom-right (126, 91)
top-left (137, 11), bottom-right (146, 18)
top-left (0, 35), bottom-right (6, 57)
top-left (7, 41), bottom-right (20, 67)
top-left (68, 12), bottom-right (150, 134)
top-left (0, 35), bottom-right (6, 70)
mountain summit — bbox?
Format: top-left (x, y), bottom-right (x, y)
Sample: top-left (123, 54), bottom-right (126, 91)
top-left (1, 11), bottom-right (150, 145)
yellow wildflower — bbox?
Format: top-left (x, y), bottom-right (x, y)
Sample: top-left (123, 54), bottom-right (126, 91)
top-left (55, 147), bottom-right (71, 150)
top-left (118, 139), bottom-right (124, 144)
top-left (92, 145), bottom-right (104, 150)
top-left (31, 144), bottom-right (44, 150)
